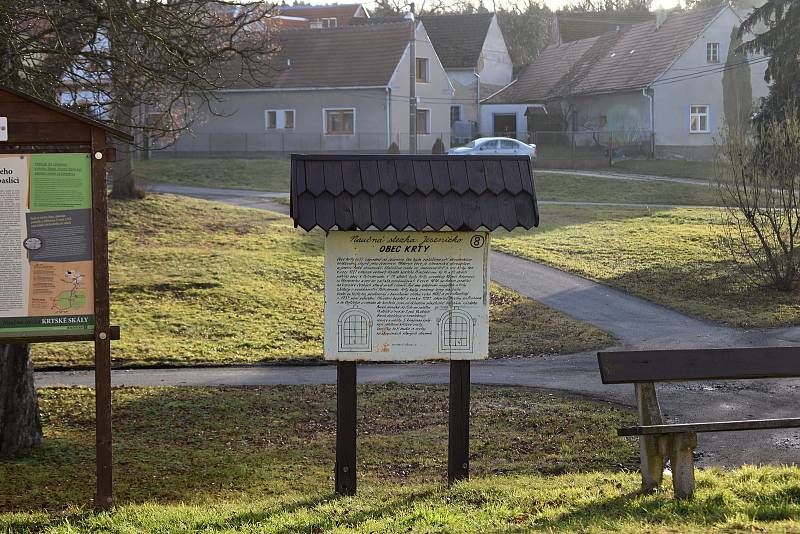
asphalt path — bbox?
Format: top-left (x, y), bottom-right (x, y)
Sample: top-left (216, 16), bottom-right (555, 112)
top-left (36, 180), bottom-right (800, 469)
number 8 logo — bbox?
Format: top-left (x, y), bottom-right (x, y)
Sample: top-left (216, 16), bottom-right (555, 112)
top-left (470, 235), bottom-right (485, 248)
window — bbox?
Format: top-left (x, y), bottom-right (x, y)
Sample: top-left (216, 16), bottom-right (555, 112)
top-left (477, 140), bottom-right (497, 151)
top-left (450, 105), bottom-right (462, 125)
top-left (416, 57), bottom-right (429, 83)
top-left (322, 17), bottom-right (337, 27)
top-left (500, 139), bottom-right (519, 150)
top-left (416, 109), bottom-right (430, 135)
top-left (265, 109), bottom-right (295, 130)
top-left (439, 310), bottom-right (474, 353)
top-left (338, 308), bottom-right (372, 352)
top-left (325, 108), bottom-right (355, 135)
top-left (706, 42), bottom-right (720, 63)
top-left (689, 105), bottom-right (710, 133)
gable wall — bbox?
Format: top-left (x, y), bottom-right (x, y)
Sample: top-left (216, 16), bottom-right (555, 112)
top-left (388, 23), bottom-right (454, 151)
top-left (652, 7), bottom-right (769, 156)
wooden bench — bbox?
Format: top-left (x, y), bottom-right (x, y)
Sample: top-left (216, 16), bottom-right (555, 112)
top-left (598, 347), bottom-right (800, 499)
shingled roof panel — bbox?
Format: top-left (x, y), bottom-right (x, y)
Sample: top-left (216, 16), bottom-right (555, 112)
top-left (290, 154), bottom-right (539, 232)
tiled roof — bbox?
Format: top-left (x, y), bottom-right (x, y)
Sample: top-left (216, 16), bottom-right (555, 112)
top-left (354, 12), bottom-right (495, 69)
top-left (420, 13), bottom-right (495, 69)
top-left (277, 4), bottom-right (364, 26)
top-left (290, 154), bottom-right (539, 232)
top-left (216, 23), bottom-right (409, 89)
top-left (556, 11), bottom-right (654, 43)
top-left (484, 6), bottom-right (726, 103)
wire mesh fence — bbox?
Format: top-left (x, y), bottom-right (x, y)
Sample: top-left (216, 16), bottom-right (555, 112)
top-left (153, 129), bottom-right (662, 171)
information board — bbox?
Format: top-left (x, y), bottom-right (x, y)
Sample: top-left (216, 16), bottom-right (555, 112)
top-left (324, 231), bottom-right (490, 361)
top-left (0, 153), bottom-right (94, 339)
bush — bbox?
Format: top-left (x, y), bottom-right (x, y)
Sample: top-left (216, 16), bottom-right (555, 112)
top-left (432, 138), bottom-right (445, 154)
top-left (715, 109), bottom-right (800, 290)
top-left (387, 142), bottom-right (400, 154)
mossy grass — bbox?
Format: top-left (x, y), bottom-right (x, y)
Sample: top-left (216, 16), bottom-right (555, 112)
top-left (494, 204), bottom-right (800, 327)
top-left (4, 386), bottom-right (800, 532)
top-left (33, 195), bottom-right (612, 368)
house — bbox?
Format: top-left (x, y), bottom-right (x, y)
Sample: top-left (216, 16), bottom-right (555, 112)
top-left (275, 3), bottom-right (368, 29)
top-left (481, 6), bottom-right (770, 160)
top-left (355, 13), bottom-right (513, 142)
top-left (170, 21), bottom-right (454, 154)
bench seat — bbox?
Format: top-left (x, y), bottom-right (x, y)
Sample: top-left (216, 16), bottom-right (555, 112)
top-left (619, 417), bottom-right (800, 436)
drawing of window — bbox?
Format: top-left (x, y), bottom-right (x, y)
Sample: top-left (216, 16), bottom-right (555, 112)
top-left (439, 310), bottom-right (474, 353)
top-left (338, 308), bottom-right (372, 352)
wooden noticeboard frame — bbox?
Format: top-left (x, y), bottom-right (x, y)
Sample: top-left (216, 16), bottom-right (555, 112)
top-left (0, 86), bottom-right (130, 510)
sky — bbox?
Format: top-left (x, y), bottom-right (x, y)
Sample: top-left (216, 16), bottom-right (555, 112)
top-left (363, 0), bottom-right (687, 12)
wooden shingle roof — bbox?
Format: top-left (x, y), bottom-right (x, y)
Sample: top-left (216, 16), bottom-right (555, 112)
top-left (290, 154), bottom-right (539, 232)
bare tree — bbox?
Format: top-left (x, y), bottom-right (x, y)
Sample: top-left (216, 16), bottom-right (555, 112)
top-left (0, 0), bottom-right (278, 455)
top-left (1, 0), bottom-right (280, 198)
top-left (715, 110), bottom-right (800, 290)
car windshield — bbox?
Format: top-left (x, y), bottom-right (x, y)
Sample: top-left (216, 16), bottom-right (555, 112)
top-left (462, 140), bottom-right (477, 148)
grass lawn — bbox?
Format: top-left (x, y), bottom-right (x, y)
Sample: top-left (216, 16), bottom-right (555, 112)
top-left (135, 158), bottom-right (291, 191)
top-left (611, 159), bottom-right (721, 182)
top-left (535, 172), bottom-right (720, 206)
top-left (493, 204), bottom-right (800, 328)
top-left (5, 386), bottom-right (800, 532)
top-left (32, 195), bottom-right (612, 369)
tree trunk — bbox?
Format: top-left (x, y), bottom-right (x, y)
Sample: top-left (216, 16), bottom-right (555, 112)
top-left (110, 136), bottom-right (138, 199)
top-left (0, 344), bottom-right (43, 455)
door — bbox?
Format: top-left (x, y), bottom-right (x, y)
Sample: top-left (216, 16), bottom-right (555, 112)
top-left (493, 113), bottom-right (517, 137)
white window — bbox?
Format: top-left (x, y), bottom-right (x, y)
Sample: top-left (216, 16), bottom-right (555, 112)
top-left (689, 105), bottom-right (710, 133)
top-left (416, 109), bottom-right (430, 135)
top-left (706, 42), bottom-right (720, 63)
top-left (265, 109), bottom-right (295, 130)
top-left (324, 108), bottom-right (355, 135)
top-left (450, 105), bottom-right (463, 125)
top-left (322, 17), bottom-right (337, 28)
top-left (416, 57), bottom-right (429, 83)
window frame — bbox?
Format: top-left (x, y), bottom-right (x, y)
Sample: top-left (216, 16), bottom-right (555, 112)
top-left (416, 108), bottom-right (431, 135)
top-left (322, 107), bottom-right (356, 136)
top-left (450, 104), bottom-right (463, 125)
top-left (264, 109), bottom-right (295, 130)
top-left (416, 57), bottom-right (430, 83)
top-left (689, 105), bottom-right (710, 134)
top-left (706, 42), bottom-right (720, 63)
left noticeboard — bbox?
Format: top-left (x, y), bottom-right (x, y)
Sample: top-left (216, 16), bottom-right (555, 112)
top-left (0, 153), bottom-right (95, 339)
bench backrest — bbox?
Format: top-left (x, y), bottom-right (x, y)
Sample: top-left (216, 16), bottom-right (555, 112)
top-left (598, 347), bottom-right (800, 384)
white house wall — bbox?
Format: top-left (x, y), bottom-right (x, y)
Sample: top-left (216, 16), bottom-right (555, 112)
top-left (447, 15), bottom-right (513, 126)
top-left (652, 7), bottom-right (769, 158)
top-left (478, 16), bottom-right (513, 87)
top-left (171, 88), bottom-right (391, 154)
top-left (389, 22), bottom-right (454, 151)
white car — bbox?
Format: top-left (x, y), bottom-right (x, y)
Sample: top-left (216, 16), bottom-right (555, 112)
top-left (448, 137), bottom-right (537, 158)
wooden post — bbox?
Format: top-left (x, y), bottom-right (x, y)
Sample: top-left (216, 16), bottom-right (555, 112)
top-left (91, 128), bottom-right (113, 510)
top-left (635, 382), bottom-right (665, 492)
top-left (448, 360), bottom-right (470, 485)
top-left (669, 432), bottom-right (697, 499)
top-left (336, 362), bottom-right (357, 496)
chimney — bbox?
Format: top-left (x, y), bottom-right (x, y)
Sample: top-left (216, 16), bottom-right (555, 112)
top-left (655, 8), bottom-right (668, 30)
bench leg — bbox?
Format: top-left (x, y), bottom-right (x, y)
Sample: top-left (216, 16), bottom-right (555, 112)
top-left (640, 435), bottom-right (667, 492)
top-left (635, 383), bottom-right (665, 492)
top-left (669, 432), bottom-right (697, 499)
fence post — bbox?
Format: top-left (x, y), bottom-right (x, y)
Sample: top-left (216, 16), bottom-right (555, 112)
top-left (609, 131), bottom-right (613, 167)
top-left (571, 131), bottom-right (576, 169)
